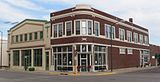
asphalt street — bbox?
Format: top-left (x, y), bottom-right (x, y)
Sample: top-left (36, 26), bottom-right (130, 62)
top-left (0, 67), bottom-right (160, 82)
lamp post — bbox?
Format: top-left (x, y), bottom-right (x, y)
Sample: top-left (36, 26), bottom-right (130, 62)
top-left (110, 19), bottom-right (125, 72)
top-left (0, 31), bottom-right (2, 68)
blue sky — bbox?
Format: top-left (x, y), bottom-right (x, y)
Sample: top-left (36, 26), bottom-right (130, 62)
top-left (0, 0), bottom-right (160, 45)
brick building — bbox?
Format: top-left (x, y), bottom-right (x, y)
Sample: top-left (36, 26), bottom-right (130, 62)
top-left (150, 44), bottom-right (160, 66)
top-left (50, 4), bottom-right (150, 72)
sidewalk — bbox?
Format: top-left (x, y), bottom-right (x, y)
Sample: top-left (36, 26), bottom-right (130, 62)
top-left (3, 66), bottom-right (158, 76)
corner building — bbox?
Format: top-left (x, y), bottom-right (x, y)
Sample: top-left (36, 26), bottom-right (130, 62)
top-left (50, 4), bottom-right (150, 72)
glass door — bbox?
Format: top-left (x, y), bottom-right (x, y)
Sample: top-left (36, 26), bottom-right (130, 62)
top-left (81, 59), bottom-right (87, 72)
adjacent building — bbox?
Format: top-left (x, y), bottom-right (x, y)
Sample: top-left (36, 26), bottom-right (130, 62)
top-left (8, 4), bottom-right (150, 72)
top-left (150, 44), bottom-right (160, 66)
top-left (0, 40), bottom-right (8, 67)
top-left (7, 19), bottom-right (51, 70)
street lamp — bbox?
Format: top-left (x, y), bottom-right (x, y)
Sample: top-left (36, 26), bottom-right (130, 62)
top-left (0, 31), bottom-right (2, 68)
top-left (110, 19), bottom-right (125, 72)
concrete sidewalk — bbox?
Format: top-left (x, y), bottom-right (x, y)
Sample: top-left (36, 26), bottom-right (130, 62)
top-left (2, 66), bottom-right (158, 76)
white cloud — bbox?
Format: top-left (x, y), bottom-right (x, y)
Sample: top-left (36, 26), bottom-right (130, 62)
top-left (4, 0), bottom-right (47, 12)
top-left (0, 1), bottom-right (34, 22)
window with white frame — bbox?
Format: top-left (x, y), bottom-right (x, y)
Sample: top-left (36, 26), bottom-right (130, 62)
top-left (58, 23), bottom-right (63, 37)
top-left (134, 32), bottom-right (138, 43)
top-left (127, 30), bottom-right (132, 42)
top-left (139, 34), bottom-right (143, 44)
top-left (53, 24), bottom-right (57, 38)
top-left (75, 20), bottom-right (93, 35)
top-left (81, 20), bottom-right (87, 35)
top-left (94, 21), bottom-right (99, 36)
top-left (127, 48), bottom-right (133, 54)
top-left (66, 21), bottom-right (72, 36)
top-left (88, 21), bottom-right (92, 35)
top-left (119, 28), bottom-right (125, 41)
top-left (105, 24), bottom-right (115, 39)
top-left (119, 48), bottom-right (126, 54)
top-left (75, 21), bottom-right (80, 35)
top-left (144, 36), bottom-right (148, 44)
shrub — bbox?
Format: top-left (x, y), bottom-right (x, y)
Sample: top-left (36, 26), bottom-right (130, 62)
top-left (28, 67), bottom-right (35, 71)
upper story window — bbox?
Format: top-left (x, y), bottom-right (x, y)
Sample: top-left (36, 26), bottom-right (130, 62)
top-left (20, 34), bottom-right (23, 42)
top-left (81, 20), bottom-right (87, 35)
top-left (94, 21), bottom-right (100, 36)
top-left (144, 36), bottom-right (149, 44)
top-left (16, 35), bottom-right (19, 42)
top-left (105, 24), bottom-right (115, 39)
top-left (139, 34), bottom-right (143, 44)
top-left (88, 21), bottom-right (92, 35)
top-left (24, 34), bottom-right (28, 41)
top-left (75, 20), bottom-right (93, 35)
top-left (66, 21), bottom-right (72, 36)
top-left (29, 33), bottom-right (32, 41)
top-left (34, 32), bottom-right (38, 40)
top-left (127, 30), bottom-right (132, 42)
top-left (75, 21), bottom-right (80, 35)
top-left (58, 23), bottom-right (63, 37)
top-left (119, 28), bottom-right (125, 41)
top-left (53, 24), bottom-right (57, 38)
top-left (134, 32), bottom-right (138, 43)
top-left (53, 23), bottom-right (63, 38)
top-left (12, 36), bottom-right (14, 43)
top-left (40, 31), bottom-right (43, 39)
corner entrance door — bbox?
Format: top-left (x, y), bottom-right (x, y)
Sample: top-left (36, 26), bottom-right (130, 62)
top-left (81, 59), bottom-right (87, 72)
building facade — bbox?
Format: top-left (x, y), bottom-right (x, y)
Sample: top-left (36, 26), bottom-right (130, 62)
top-left (7, 19), bottom-right (51, 71)
top-left (8, 4), bottom-right (150, 72)
top-left (149, 44), bottom-right (160, 66)
top-left (0, 40), bottom-right (8, 67)
top-left (50, 4), bottom-right (150, 72)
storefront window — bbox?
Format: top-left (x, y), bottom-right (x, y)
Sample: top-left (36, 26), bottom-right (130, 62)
top-left (53, 46), bottom-right (73, 71)
top-left (13, 50), bottom-right (20, 66)
top-left (33, 49), bottom-right (42, 66)
top-left (94, 45), bottom-right (106, 71)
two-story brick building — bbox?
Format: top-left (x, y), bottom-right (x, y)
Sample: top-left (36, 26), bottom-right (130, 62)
top-left (50, 4), bottom-right (150, 72)
top-left (8, 4), bottom-right (150, 72)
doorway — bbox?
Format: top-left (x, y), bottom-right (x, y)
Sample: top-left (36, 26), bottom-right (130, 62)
top-left (45, 52), bottom-right (49, 70)
top-left (78, 54), bottom-right (90, 72)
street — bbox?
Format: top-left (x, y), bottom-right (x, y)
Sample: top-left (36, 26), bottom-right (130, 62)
top-left (0, 67), bottom-right (160, 82)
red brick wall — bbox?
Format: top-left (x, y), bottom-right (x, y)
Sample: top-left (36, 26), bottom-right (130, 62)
top-left (150, 44), bottom-right (160, 66)
top-left (104, 47), bottom-right (139, 69)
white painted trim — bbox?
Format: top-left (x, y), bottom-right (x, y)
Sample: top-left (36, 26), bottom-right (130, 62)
top-left (51, 42), bottom-right (149, 51)
top-left (51, 10), bottom-right (148, 34)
